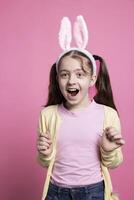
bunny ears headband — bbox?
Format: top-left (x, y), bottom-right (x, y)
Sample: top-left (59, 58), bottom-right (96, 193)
top-left (56, 15), bottom-right (97, 75)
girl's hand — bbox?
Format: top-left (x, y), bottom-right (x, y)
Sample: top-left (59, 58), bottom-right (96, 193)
top-left (37, 131), bottom-right (53, 156)
top-left (100, 127), bottom-right (125, 152)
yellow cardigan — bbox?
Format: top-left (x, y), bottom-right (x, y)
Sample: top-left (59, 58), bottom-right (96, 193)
top-left (37, 104), bottom-right (123, 200)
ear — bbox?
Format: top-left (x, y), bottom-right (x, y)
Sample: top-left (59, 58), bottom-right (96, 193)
top-left (59, 17), bottom-right (72, 50)
top-left (89, 75), bottom-right (97, 87)
top-left (73, 15), bottom-right (88, 49)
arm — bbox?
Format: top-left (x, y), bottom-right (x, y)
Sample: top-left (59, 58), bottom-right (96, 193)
top-left (100, 146), bottom-right (123, 169)
top-left (100, 106), bottom-right (124, 169)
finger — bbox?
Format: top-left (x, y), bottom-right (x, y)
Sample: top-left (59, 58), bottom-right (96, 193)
top-left (106, 132), bottom-right (122, 141)
top-left (37, 141), bottom-right (50, 147)
top-left (39, 134), bottom-right (49, 139)
top-left (105, 127), bottom-right (121, 137)
top-left (38, 137), bottom-right (51, 143)
top-left (115, 138), bottom-right (125, 145)
top-left (39, 149), bottom-right (48, 155)
top-left (38, 137), bottom-right (52, 144)
top-left (106, 130), bottom-right (118, 137)
top-left (112, 134), bottom-right (122, 140)
top-left (40, 148), bottom-right (52, 156)
top-left (37, 145), bottom-right (48, 151)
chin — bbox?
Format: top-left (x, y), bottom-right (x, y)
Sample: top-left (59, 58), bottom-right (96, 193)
top-left (66, 99), bottom-right (81, 107)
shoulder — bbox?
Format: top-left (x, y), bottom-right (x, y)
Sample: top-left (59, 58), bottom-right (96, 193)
top-left (103, 105), bottom-right (119, 118)
top-left (93, 101), bottom-right (117, 114)
top-left (103, 105), bottom-right (121, 131)
top-left (93, 100), bottom-right (119, 116)
top-left (93, 100), bottom-right (121, 130)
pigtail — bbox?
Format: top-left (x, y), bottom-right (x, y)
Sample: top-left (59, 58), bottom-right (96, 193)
top-left (44, 63), bottom-right (65, 107)
top-left (93, 55), bottom-right (118, 112)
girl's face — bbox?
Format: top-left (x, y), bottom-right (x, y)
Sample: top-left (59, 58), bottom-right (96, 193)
top-left (57, 56), bottom-right (96, 110)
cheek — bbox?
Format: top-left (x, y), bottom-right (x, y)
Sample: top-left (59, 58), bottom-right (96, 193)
top-left (58, 79), bottom-right (66, 90)
top-left (80, 80), bottom-right (90, 89)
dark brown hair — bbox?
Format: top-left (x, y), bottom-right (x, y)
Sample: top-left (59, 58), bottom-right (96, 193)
top-left (44, 50), bottom-right (118, 112)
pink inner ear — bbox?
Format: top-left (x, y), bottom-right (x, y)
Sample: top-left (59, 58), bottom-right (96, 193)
top-left (73, 22), bottom-right (82, 48)
top-left (73, 15), bottom-right (88, 49)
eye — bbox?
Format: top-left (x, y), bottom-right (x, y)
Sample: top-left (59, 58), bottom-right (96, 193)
top-left (76, 72), bottom-right (85, 78)
top-left (59, 72), bottom-right (69, 78)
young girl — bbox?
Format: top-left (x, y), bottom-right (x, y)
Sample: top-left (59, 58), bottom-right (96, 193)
top-left (37, 16), bottom-right (125, 200)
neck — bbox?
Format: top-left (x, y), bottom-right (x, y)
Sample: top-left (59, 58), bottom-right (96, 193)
top-left (65, 96), bottom-right (92, 111)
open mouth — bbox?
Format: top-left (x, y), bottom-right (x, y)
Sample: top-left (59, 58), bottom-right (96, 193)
top-left (67, 88), bottom-right (79, 96)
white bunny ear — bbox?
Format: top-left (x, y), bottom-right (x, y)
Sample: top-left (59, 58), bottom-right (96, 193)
top-left (73, 15), bottom-right (88, 49)
top-left (58, 17), bottom-right (72, 51)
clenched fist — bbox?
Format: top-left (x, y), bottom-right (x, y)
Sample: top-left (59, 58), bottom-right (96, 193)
top-left (37, 131), bottom-right (53, 156)
top-left (100, 126), bottom-right (125, 152)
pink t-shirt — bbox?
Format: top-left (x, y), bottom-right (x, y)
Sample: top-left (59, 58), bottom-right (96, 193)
top-left (51, 99), bottom-right (104, 187)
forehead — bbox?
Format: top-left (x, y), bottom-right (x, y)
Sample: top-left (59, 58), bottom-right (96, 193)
top-left (59, 56), bottom-right (82, 71)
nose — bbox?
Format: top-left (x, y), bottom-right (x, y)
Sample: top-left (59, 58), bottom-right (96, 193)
top-left (68, 74), bottom-right (77, 85)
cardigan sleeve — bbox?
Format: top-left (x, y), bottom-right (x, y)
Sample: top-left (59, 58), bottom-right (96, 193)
top-left (100, 106), bottom-right (123, 169)
top-left (37, 109), bottom-right (54, 168)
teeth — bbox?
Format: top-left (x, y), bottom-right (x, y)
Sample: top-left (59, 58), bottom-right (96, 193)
top-left (67, 88), bottom-right (77, 91)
